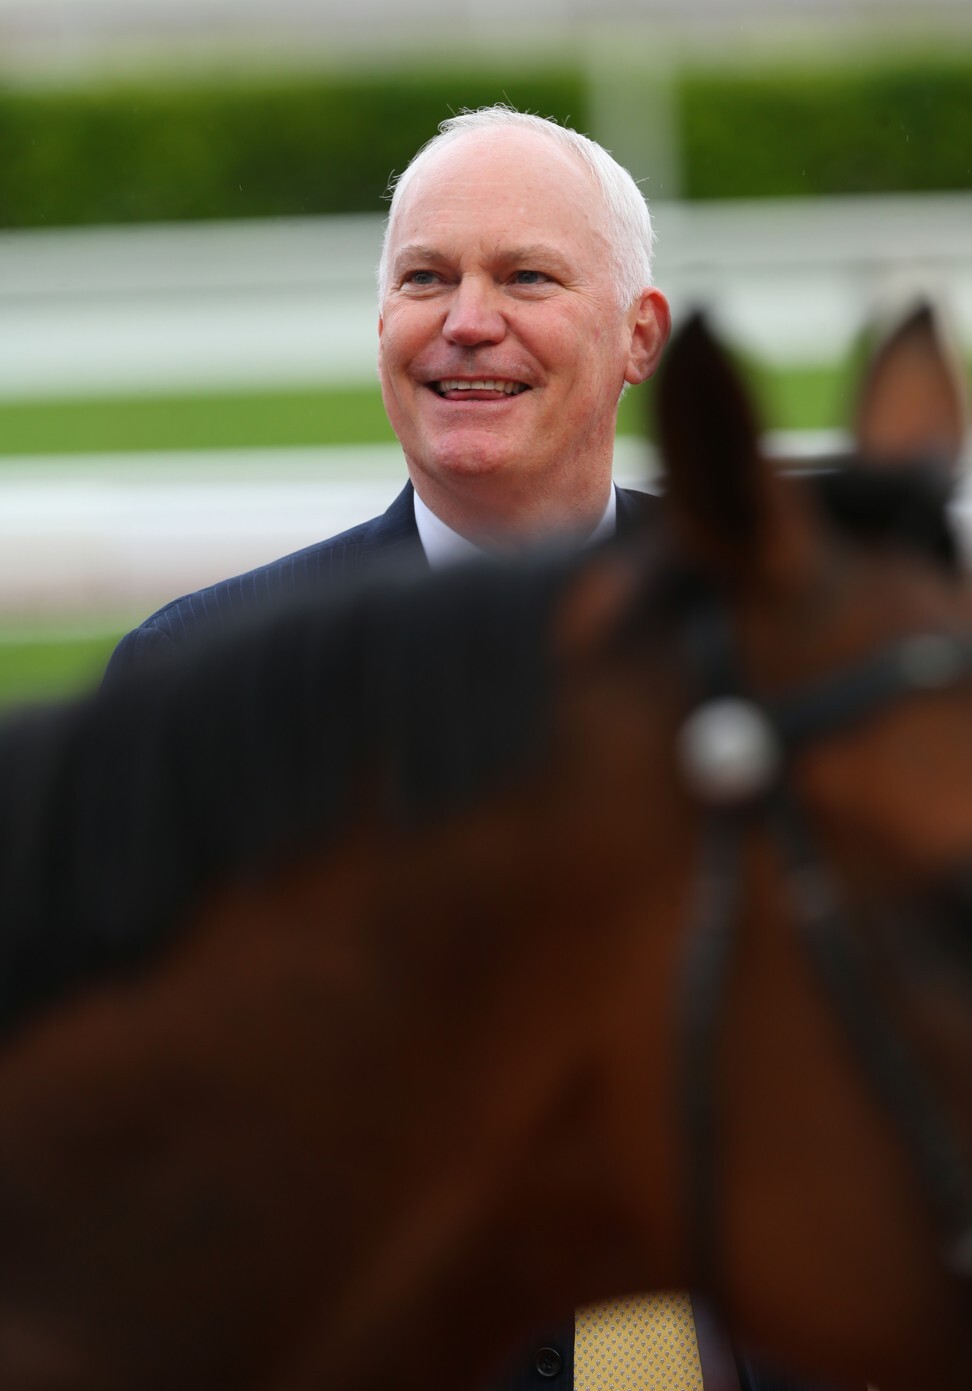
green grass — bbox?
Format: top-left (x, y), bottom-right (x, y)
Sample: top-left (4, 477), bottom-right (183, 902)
top-left (0, 629), bottom-right (125, 711)
top-left (0, 385), bottom-right (398, 457)
top-left (632, 362), bottom-right (855, 439)
top-left (746, 361), bottom-right (858, 436)
top-left (0, 364), bottom-right (862, 460)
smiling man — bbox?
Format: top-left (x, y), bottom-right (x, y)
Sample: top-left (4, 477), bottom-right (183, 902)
top-left (106, 107), bottom-right (670, 678)
top-left (375, 111), bottom-right (668, 549)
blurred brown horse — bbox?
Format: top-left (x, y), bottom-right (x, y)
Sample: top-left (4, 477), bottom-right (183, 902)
top-left (0, 309), bottom-right (968, 1391)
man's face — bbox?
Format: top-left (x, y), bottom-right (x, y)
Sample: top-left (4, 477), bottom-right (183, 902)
top-left (378, 128), bottom-right (668, 539)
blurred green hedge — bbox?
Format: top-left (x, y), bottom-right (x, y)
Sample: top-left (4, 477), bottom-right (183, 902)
top-left (680, 59), bottom-right (972, 199)
top-left (0, 71), bottom-right (587, 227)
top-left (1, 56), bottom-right (970, 229)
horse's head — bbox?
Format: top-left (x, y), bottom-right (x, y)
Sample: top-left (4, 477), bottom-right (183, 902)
top-left (610, 307), bottom-right (972, 1388)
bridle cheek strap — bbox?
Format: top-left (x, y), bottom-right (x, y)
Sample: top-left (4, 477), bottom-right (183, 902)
top-left (768, 779), bottom-right (972, 1278)
top-left (675, 601), bottom-right (972, 1308)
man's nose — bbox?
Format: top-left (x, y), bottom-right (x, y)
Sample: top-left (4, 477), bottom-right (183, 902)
top-left (442, 276), bottom-right (506, 346)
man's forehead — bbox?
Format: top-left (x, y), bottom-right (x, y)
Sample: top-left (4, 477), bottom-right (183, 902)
top-left (389, 146), bottom-right (607, 263)
top-left (390, 239), bottom-right (576, 273)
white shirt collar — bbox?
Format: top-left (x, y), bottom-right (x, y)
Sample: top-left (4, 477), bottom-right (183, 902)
top-left (413, 486), bottom-right (617, 569)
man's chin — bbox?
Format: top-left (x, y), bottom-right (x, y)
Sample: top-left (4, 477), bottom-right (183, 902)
top-left (415, 445), bottom-right (528, 482)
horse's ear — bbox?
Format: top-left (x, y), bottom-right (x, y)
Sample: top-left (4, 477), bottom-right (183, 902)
top-left (853, 301), bottom-right (969, 476)
top-left (654, 312), bottom-right (819, 588)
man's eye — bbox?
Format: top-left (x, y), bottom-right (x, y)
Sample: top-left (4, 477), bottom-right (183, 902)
top-left (511, 270), bottom-right (550, 286)
top-left (404, 270), bottom-right (440, 287)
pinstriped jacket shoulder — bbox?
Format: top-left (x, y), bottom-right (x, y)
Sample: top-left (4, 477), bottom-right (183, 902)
top-left (104, 482), bottom-right (660, 682)
top-left (105, 480), bottom-right (426, 681)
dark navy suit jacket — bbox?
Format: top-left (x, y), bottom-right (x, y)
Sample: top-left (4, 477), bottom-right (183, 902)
top-left (106, 480), bottom-right (840, 1391)
top-left (106, 481), bottom-right (657, 679)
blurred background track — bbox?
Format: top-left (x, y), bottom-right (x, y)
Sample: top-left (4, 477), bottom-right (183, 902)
top-left (5, 194), bottom-right (972, 398)
top-left (2, 0), bottom-right (970, 70)
top-left (1, 0), bottom-right (970, 702)
top-left (3, 195), bottom-right (970, 620)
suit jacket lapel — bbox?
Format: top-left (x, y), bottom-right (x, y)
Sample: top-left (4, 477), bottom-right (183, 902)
top-left (370, 482), bottom-right (424, 551)
top-left (615, 484), bottom-right (662, 538)
top-left (692, 1297), bottom-right (744, 1391)
top-left (358, 481), bottom-right (429, 569)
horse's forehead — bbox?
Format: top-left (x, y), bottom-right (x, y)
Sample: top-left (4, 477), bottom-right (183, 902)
top-left (734, 540), bottom-right (965, 694)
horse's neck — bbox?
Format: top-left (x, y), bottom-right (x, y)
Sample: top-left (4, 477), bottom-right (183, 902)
top-left (300, 698), bottom-right (700, 1340)
top-left (0, 688), bottom-right (969, 1390)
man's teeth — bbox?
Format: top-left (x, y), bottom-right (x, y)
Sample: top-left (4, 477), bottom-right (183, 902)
top-left (436, 379), bottom-right (526, 395)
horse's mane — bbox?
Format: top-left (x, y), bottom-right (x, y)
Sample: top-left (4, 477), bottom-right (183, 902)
top-left (0, 463), bottom-right (958, 1039)
top-left (0, 552), bottom-right (576, 1039)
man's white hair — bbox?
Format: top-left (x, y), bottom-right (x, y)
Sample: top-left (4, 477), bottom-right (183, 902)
top-left (376, 105), bottom-right (656, 310)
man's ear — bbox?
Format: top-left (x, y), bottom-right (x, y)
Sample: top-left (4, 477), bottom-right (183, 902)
top-left (624, 288), bottom-right (671, 386)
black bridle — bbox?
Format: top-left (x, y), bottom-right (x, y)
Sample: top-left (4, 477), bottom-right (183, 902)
top-left (674, 586), bottom-right (972, 1303)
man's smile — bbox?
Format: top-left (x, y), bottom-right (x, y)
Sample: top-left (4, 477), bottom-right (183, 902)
top-left (431, 378), bottom-right (531, 398)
